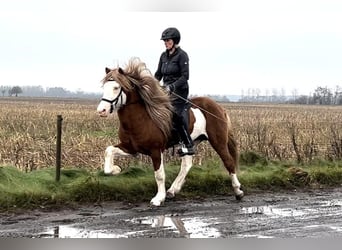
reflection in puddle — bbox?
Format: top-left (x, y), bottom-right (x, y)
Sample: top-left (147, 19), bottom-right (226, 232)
top-left (241, 199), bottom-right (342, 219)
top-left (129, 215), bottom-right (220, 238)
top-left (237, 234), bottom-right (274, 239)
top-left (40, 225), bottom-right (128, 238)
top-left (40, 215), bottom-right (220, 238)
top-left (305, 224), bottom-right (342, 232)
top-left (320, 199), bottom-right (342, 207)
top-left (241, 205), bottom-right (306, 217)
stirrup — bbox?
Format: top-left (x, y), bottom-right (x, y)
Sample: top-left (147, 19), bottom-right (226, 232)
top-left (177, 144), bottom-right (195, 156)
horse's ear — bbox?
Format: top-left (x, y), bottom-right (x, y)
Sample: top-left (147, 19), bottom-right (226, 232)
top-left (118, 67), bottom-right (125, 75)
top-left (105, 67), bottom-right (111, 74)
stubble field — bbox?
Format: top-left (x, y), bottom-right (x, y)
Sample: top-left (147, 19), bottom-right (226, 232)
top-left (0, 97), bottom-right (341, 172)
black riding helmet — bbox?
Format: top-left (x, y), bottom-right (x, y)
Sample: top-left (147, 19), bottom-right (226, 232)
top-left (160, 27), bottom-right (181, 45)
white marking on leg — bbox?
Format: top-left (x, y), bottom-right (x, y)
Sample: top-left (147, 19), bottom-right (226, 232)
top-left (104, 146), bottom-right (130, 175)
top-left (167, 155), bottom-right (193, 197)
top-left (151, 153), bottom-right (166, 206)
top-left (231, 173), bottom-right (244, 196)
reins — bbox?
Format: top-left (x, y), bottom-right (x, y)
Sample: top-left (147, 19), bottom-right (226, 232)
top-left (170, 92), bottom-right (229, 124)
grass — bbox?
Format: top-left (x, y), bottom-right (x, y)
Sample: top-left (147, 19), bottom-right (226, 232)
top-left (1, 158), bottom-right (342, 212)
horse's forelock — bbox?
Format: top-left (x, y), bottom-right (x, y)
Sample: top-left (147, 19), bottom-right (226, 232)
top-left (101, 68), bottom-right (133, 91)
top-left (101, 68), bottom-right (119, 84)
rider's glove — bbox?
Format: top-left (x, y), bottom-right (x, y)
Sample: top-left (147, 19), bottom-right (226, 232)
top-left (164, 84), bottom-right (174, 94)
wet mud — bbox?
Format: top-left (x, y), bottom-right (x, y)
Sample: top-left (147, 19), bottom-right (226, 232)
top-left (1, 188), bottom-right (342, 238)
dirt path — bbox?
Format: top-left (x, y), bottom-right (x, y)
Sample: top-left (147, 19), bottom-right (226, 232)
top-left (1, 188), bottom-right (341, 238)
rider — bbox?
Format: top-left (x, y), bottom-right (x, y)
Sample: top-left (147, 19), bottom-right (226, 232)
top-left (155, 27), bottom-right (195, 156)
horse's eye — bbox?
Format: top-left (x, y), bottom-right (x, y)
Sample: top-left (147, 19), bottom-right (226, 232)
top-left (114, 86), bottom-right (120, 91)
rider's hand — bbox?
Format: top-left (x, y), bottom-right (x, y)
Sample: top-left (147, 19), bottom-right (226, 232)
top-left (164, 84), bottom-right (174, 94)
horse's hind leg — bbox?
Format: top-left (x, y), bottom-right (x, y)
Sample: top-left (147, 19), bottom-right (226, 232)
top-left (209, 135), bottom-right (244, 200)
top-left (227, 132), bottom-right (244, 200)
top-left (166, 155), bottom-right (193, 198)
top-left (218, 146), bottom-right (244, 200)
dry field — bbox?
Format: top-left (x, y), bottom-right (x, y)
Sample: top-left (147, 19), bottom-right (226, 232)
top-left (228, 103), bottom-right (341, 163)
top-left (0, 97), bottom-right (341, 171)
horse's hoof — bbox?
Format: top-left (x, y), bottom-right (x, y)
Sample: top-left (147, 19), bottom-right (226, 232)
top-left (104, 165), bottom-right (121, 175)
top-left (166, 191), bottom-right (175, 199)
top-left (149, 203), bottom-right (159, 208)
top-left (150, 198), bottom-right (164, 207)
top-left (235, 191), bottom-right (244, 201)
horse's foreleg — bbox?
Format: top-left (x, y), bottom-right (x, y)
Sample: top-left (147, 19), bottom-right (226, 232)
top-left (104, 145), bottom-right (130, 175)
top-left (150, 152), bottom-right (166, 206)
top-left (167, 155), bottom-right (193, 198)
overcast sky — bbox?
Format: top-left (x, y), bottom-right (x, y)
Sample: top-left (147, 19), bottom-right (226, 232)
top-left (1, 0), bottom-right (342, 96)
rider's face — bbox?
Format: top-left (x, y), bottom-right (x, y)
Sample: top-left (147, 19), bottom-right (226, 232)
top-left (163, 39), bottom-right (174, 50)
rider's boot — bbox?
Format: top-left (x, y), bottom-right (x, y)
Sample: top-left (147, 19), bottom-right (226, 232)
top-left (177, 125), bottom-right (195, 156)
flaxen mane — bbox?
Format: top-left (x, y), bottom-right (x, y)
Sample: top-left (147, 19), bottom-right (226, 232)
top-left (103, 57), bottom-right (174, 139)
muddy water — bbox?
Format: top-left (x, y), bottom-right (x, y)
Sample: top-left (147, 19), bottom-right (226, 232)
top-left (1, 188), bottom-right (342, 238)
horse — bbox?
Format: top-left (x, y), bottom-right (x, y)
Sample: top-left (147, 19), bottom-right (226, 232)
top-left (96, 57), bottom-right (244, 206)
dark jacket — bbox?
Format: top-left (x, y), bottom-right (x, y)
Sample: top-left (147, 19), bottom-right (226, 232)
top-left (155, 47), bottom-right (189, 100)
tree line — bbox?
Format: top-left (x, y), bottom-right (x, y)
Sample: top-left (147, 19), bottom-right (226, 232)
top-left (0, 85), bottom-right (100, 99)
top-left (291, 86), bottom-right (342, 105)
top-left (239, 85), bottom-right (342, 105)
top-left (1, 84), bottom-right (342, 105)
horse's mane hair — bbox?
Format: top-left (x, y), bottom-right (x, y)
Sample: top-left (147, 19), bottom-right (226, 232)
top-left (102, 57), bottom-right (173, 140)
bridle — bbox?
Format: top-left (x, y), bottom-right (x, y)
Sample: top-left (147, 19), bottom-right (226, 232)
top-left (100, 87), bottom-right (123, 113)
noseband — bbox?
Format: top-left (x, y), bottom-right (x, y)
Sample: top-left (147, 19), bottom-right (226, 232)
top-left (101, 88), bottom-right (123, 113)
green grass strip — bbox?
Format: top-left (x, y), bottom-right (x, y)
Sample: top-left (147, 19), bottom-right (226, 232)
top-left (0, 159), bottom-right (341, 211)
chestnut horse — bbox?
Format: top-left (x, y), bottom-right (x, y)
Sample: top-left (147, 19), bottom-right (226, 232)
top-left (96, 57), bottom-right (244, 206)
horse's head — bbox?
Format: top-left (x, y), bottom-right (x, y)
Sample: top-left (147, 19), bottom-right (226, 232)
top-left (97, 57), bottom-right (174, 140)
top-left (97, 67), bottom-right (128, 117)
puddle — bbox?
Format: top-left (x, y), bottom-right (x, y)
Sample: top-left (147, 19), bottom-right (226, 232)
top-left (236, 234), bottom-right (275, 239)
top-left (320, 199), bottom-right (342, 207)
top-left (38, 225), bottom-right (128, 238)
top-left (32, 196), bottom-right (342, 238)
top-left (39, 215), bottom-right (220, 238)
top-left (241, 205), bottom-right (307, 218)
top-left (305, 225), bottom-right (342, 233)
top-left (129, 215), bottom-right (221, 238)
top-left (241, 199), bottom-right (342, 219)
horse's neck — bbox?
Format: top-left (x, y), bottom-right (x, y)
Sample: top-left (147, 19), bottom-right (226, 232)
top-left (126, 91), bottom-right (142, 105)
top-left (118, 92), bottom-right (148, 124)
top-left (117, 103), bottom-right (150, 132)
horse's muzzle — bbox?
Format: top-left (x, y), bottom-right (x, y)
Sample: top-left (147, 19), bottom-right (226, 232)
top-left (98, 110), bottom-right (108, 117)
